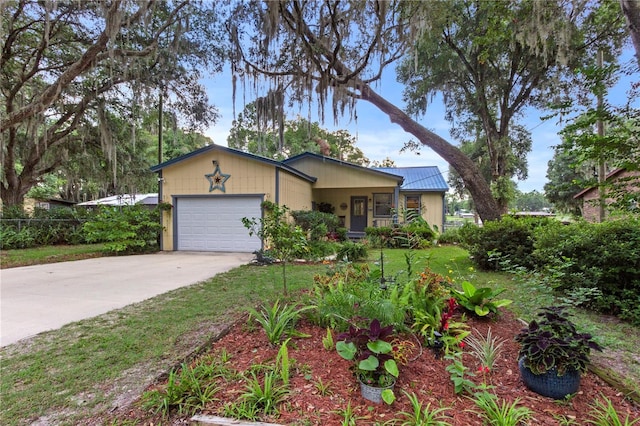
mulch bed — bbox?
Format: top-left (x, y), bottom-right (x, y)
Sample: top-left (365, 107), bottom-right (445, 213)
top-left (118, 309), bottom-right (640, 425)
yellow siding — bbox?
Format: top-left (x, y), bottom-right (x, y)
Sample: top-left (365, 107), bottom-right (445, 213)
top-left (313, 187), bottom-right (396, 230)
top-left (397, 193), bottom-right (444, 230)
top-left (288, 157), bottom-right (399, 188)
top-left (157, 148), bottom-right (317, 250)
top-left (279, 170), bottom-right (313, 211)
top-left (162, 150), bottom-right (277, 197)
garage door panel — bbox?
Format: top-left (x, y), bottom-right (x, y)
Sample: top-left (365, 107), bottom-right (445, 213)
top-left (176, 197), bottom-right (262, 252)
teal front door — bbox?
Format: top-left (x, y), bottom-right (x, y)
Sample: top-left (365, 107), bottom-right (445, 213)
top-left (350, 196), bottom-right (367, 232)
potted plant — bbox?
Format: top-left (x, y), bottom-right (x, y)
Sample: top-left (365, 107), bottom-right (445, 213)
top-left (336, 318), bottom-right (399, 404)
top-left (515, 306), bottom-right (602, 399)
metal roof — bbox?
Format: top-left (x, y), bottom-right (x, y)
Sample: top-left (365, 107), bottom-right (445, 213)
top-left (77, 193), bottom-right (158, 206)
top-left (374, 166), bottom-right (448, 191)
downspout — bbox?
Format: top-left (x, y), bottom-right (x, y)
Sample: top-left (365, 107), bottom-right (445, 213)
top-left (440, 192), bottom-right (445, 231)
top-left (394, 184), bottom-right (401, 225)
top-left (158, 171), bottom-right (163, 250)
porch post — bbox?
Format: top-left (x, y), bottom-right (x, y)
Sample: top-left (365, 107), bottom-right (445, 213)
top-left (394, 184), bottom-right (401, 224)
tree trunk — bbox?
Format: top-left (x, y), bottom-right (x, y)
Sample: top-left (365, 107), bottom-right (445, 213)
top-left (358, 84), bottom-right (502, 223)
top-left (620, 0), bottom-right (640, 67)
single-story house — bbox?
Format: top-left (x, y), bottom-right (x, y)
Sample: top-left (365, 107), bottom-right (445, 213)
top-left (573, 168), bottom-right (640, 222)
top-left (23, 197), bottom-right (76, 212)
top-left (77, 193), bottom-right (158, 208)
top-left (150, 145), bottom-right (448, 252)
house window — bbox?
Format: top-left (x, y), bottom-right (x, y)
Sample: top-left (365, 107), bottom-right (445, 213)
top-left (373, 193), bottom-right (392, 217)
top-left (405, 195), bottom-right (420, 221)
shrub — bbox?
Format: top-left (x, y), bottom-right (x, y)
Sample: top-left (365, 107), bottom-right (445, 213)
top-left (365, 222), bottom-right (435, 249)
top-left (532, 217), bottom-right (640, 324)
top-left (83, 205), bottom-right (162, 254)
top-left (303, 240), bottom-right (338, 261)
top-left (0, 206), bottom-right (91, 249)
top-left (291, 210), bottom-right (341, 241)
top-left (459, 216), bottom-right (553, 270)
top-left (337, 241), bottom-right (368, 262)
top-left (438, 227), bottom-right (463, 245)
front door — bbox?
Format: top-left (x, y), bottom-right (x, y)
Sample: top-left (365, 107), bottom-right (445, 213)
top-left (350, 196), bottom-right (367, 232)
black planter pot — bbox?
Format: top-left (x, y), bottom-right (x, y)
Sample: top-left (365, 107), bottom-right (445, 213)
top-left (518, 358), bottom-right (581, 399)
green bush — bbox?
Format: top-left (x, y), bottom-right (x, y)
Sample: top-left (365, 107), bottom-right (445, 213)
top-left (291, 210), bottom-right (341, 241)
top-left (365, 222), bottom-right (435, 249)
top-left (458, 216), bottom-right (553, 270)
top-left (302, 240), bottom-right (338, 261)
top-left (336, 241), bottom-right (368, 262)
top-left (0, 206), bottom-right (91, 249)
top-left (83, 205), bottom-right (162, 254)
top-left (532, 217), bottom-right (640, 324)
top-left (438, 227), bottom-right (463, 245)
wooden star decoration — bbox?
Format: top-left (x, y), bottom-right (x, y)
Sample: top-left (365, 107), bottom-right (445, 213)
top-left (205, 162), bottom-right (230, 192)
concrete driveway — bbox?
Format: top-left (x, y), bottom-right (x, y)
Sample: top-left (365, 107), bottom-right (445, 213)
top-left (0, 252), bottom-right (253, 347)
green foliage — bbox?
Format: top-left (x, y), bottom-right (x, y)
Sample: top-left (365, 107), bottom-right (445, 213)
top-left (437, 227), bottom-right (463, 245)
top-left (471, 391), bottom-right (532, 426)
top-left (0, 207), bottom-right (92, 249)
top-left (83, 205), bottom-right (161, 254)
top-left (515, 307), bottom-right (603, 375)
top-left (532, 217), bottom-right (640, 324)
top-left (243, 201), bottom-right (309, 294)
top-left (458, 216), bottom-right (554, 270)
top-left (365, 223), bottom-right (435, 249)
top-left (586, 396), bottom-right (640, 425)
top-left (140, 360), bottom-right (222, 417)
top-left (465, 328), bottom-right (505, 371)
top-left (248, 300), bottom-right (314, 345)
top-left (228, 111), bottom-right (370, 165)
top-left (452, 281), bottom-right (512, 317)
top-left (444, 352), bottom-right (476, 395)
top-left (391, 391), bottom-right (452, 426)
top-left (333, 401), bottom-right (366, 426)
top-left (241, 371), bottom-right (290, 417)
top-left (336, 241), bottom-right (368, 262)
top-left (275, 339), bottom-right (291, 386)
top-left (407, 268), bottom-right (455, 345)
top-left (322, 328), bottom-right (334, 350)
top-left (291, 210), bottom-right (341, 241)
top-left (335, 319), bottom-right (398, 403)
top-left (308, 262), bottom-right (408, 331)
top-left (304, 240), bottom-right (339, 261)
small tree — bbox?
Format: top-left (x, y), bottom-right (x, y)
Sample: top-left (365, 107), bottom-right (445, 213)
top-left (242, 201), bottom-right (308, 295)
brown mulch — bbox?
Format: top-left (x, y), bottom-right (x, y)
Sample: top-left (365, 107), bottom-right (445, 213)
top-left (117, 309), bottom-right (640, 425)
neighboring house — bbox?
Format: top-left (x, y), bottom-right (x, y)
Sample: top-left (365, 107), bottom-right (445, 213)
top-left (77, 193), bottom-right (158, 208)
top-left (150, 145), bottom-right (448, 253)
top-left (573, 168), bottom-right (640, 222)
top-left (23, 197), bottom-right (76, 212)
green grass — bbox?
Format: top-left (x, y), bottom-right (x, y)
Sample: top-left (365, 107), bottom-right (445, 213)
top-left (1, 245), bottom-right (638, 424)
top-left (0, 243), bottom-right (107, 268)
top-left (0, 262), bottom-right (326, 425)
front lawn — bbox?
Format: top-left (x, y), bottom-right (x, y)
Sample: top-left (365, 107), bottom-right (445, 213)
top-left (0, 246), bottom-right (638, 425)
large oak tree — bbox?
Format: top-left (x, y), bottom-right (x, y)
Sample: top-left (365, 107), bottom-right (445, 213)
top-left (1, 0), bottom-right (224, 207)
top-left (227, 0), bottom-right (626, 222)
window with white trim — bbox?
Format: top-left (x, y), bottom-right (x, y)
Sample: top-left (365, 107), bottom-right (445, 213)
top-left (373, 193), bottom-right (392, 217)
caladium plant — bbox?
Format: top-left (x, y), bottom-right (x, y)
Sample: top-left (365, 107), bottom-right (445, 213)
top-left (336, 318), bottom-right (399, 395)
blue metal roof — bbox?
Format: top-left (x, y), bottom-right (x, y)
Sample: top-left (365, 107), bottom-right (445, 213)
top-left (374, 166), bottom-right (448, 192)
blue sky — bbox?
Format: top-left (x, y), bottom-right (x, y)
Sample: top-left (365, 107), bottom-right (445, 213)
top-left (202, 50), bottom-right (637, 193)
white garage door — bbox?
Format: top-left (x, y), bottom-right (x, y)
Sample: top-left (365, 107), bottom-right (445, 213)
top-left (176, 197), bottom-right (262, 252)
